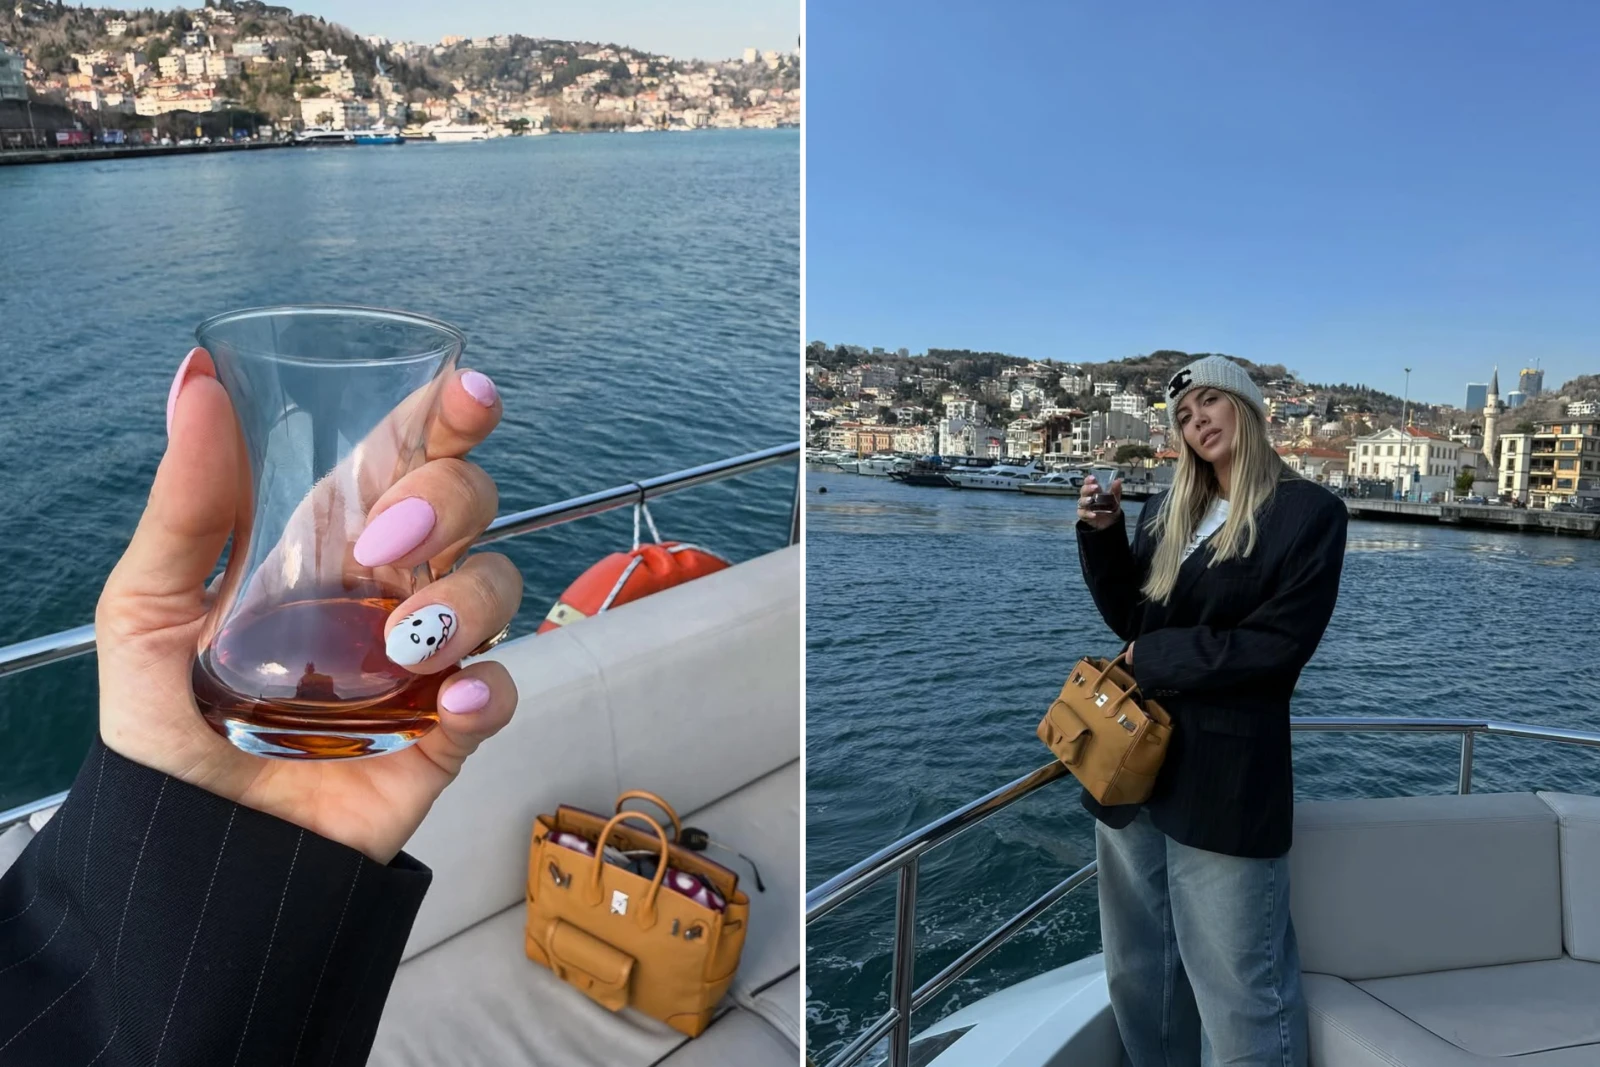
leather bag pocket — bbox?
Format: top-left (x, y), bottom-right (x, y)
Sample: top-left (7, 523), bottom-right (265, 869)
top-left (1037, 701), bottom-right (1091, 765)
top-left (545, 918), bottom-right (635, 1012)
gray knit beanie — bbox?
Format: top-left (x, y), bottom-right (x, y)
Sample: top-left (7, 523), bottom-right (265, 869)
top-left (1165, 356), bottom-right (1267, 427)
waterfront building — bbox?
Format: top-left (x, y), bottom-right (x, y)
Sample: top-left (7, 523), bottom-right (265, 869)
top-left (893, 427), bottom-right (935, 454)
top-left (1568, 400), bottom-right (1599, 418)
top-left (158, 53), bottom-right (184, 79)
top-left (1093, 381), bottom-right (1120, 397)
top-left (183, 52), bottom-right (208, 78)
top-left (0, 44), bottom-right (25, 103)
top-left (105, 18), bottom-right (129, 37)
top-left (1498, 433), bottom-right (1531, 502)
top-left (1525, 416), bottom-right (1600, 508)
top-left (1465, 382), bottom-right (1487, 412)
top-left (1347, 426), bottom-right (1463, 486)
top-left (1071, 410), bottom-right (1146, 456)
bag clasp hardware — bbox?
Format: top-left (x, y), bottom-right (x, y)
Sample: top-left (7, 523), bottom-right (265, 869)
top-left (1116, 713), bottom-right (1137, 733)
top-left (1094, 692), bottom-right (1109, 707)
top-left (548, 861), bottom-right (571, 889)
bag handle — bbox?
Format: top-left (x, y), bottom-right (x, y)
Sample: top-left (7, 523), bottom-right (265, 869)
top-left (1089, 652), bottom-right (1138, 719)
top-left (615, 790), bottom-right (682, 842)
top-left (585, 811), bottom-right (670, 929)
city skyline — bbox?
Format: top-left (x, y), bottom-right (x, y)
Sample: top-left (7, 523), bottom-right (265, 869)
top-left (282, 0), bottom-right (797, 62)
top-left (807, 0), bottom-right (1599, 408)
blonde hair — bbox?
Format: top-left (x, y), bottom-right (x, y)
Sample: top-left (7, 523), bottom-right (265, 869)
top-left (1142, 391), bottom-right (1285, 605)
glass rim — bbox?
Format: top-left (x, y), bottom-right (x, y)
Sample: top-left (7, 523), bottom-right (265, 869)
top-left (194, 304), bottom-right (467, 368)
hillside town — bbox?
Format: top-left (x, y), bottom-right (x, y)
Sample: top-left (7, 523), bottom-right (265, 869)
top-left (0, 1), bottom-right (798, 146)
top-left (807, 344), bottom-right (1600, 512)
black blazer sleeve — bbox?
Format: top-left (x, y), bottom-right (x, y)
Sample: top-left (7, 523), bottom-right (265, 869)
top-left (1130, 501), bottom-right (1348, 694)
top-left (0, 736), bottom-right (431, 1066)
top-left (1076, 499), bottom-right (1155, 642)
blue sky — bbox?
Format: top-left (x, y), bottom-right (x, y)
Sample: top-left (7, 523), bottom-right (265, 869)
top-left (289, 0), bottom-right (796, 61)
top-left (807, 0), bottom-right (1600, 406)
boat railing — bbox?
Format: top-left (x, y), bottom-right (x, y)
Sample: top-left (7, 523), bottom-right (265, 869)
top-left (0, 441), bottom-right (801, 832)
top-left (804, 716), bottom-right (1600, 1067)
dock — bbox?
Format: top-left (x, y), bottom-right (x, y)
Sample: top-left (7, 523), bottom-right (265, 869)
top-left (1344, 499), bottom-right (1600, 539)
top-left (0, 140), bottom-right (292, 167)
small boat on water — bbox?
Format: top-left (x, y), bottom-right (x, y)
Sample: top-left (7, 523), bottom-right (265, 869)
top-left (854, 454), bottom-right (910, 477)
top-left (354, 125), bottom-right (404, 145)
top-left (424, 121), bottom-right (492, 143)
top-left (1019, 470), bottom-right (1085, 496)
top-left (946, 461), bottom-right (1042, 491)
top-left (294, 126), bottom-right (353, 145)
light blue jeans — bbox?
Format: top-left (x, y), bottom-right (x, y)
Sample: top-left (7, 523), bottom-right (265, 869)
top-left (1096, 809), bottom-right (1307, 1067)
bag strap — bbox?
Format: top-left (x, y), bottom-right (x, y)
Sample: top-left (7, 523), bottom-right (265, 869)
top-left (1089, 652), bottom-right (1139, 719)
top-left (585, 811), bottom-right (670, 928)
top-left (615, 790), bottom-right (682, 842)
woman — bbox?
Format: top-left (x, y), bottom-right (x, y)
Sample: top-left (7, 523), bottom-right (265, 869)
top-left (1075, 354), bottom-right (1347, 1067)
top-left (0, 350), bottom-right (521, 1066)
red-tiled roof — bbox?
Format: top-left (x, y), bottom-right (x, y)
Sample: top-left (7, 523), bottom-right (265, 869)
top-left (1403, 426), bottom-right (1449, 440)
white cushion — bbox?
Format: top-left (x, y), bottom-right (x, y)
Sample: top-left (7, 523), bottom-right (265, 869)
top-left (400, 547), bottom-right (800, 962)
top-left (1537, 792), bottom-right (1600, 963)
top-left (374, 906), bottom-right (690, 1067)
top-left (676, 761), bottom-right (799, 1001)
top-left (1355, 956), bottom-right (1600, 1057)
top-left (1290, 792), bottom-right (1562, 979)
top-left (658, 1001), bottom-right (795, 1067)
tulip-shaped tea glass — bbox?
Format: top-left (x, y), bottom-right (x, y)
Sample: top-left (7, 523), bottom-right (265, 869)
top-left (191, 306), bottom-right (465, 759)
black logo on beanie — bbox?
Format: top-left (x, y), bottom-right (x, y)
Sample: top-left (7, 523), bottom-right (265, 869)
top-left (1168, 369), bottom-right (1192, 399)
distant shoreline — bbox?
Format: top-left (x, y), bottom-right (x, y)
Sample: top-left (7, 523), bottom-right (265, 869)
top-left (0, 125), bottom-right (797, 168)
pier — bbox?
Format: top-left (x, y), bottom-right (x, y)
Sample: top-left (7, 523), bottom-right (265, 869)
top-left (0, 140), bottom-right (292, 167)
top-left (1344, 499), bottom-right (1600, 538)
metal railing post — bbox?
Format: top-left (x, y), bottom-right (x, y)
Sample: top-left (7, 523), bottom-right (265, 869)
top-left (790, 462), bottom-right (803, 545)
top-left (888, 858), bottom-right (919, 1067)
top-left (1459, 730), bottom-right (1475, 794)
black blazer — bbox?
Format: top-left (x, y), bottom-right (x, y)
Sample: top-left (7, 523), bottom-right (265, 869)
top-left (1076, 475), bottom-right (1348, 858)
top-left (0, 737), bottom-right (430, 1065)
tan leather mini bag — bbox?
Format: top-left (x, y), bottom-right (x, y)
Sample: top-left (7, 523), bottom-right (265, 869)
top-left (526, 791), bottom-right (749, 1038)
top-left (1037, 652), bottom-right (1173, 806)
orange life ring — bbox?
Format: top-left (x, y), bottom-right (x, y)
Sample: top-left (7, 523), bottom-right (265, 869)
top-left (538, 542), bottom-right (731, 633)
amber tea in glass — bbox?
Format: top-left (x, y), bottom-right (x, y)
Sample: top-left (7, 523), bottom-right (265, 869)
top-left (191, 306), bottom-right (465, 759)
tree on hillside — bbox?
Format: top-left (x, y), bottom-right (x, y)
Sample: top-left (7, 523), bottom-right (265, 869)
top-left (1115, 443), bottom-right (1155, 464)
top-left (1455, 471), bottom-right (1476, 493)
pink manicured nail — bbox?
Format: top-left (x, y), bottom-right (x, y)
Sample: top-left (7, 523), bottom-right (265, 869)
top-left (460, 370), bottom-right (498, 408)
top-left (165, 349), bottom-right (199, 437)
top-left (354, 497), bottom-right (437, 567)
top-left (440, 678), bottom-right (491, 715)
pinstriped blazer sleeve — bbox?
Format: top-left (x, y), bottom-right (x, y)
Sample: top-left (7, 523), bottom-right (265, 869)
top-left (1076, 497), bottom-right (1157, 642)
top-left (0, 736), bottom-right (431, 1066)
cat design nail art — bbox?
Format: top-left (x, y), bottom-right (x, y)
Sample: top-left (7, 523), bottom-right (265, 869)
top-left (387, 605), bottom-right (457, 666)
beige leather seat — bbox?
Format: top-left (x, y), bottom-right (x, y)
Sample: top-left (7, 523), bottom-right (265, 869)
top-left (1291, 790), bottom-right (1600, 1065)
top-left (371, 547), bottom-right (800, 1066)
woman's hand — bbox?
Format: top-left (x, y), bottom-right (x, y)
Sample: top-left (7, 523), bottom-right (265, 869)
top-left (1076, 473), bottom-right (1124, 530)
top-left (95, 348), bottom-right (522, 865)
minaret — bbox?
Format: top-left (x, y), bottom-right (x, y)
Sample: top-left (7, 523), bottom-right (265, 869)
top-left (1482, 366), bottom-right (1500, 469)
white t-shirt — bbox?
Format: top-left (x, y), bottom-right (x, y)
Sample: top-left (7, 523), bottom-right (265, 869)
top-left (1181, 498), bottom-right (1231, 561)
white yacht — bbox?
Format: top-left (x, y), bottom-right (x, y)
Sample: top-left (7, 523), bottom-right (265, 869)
top-left (945, 462), bottom-right (1042, 491)
top-left (0, 445), bottom-right (802, 1067)
top-left (294, 126), bottom-right (354, 145)
top-left (423, 121), bottom-right (492, 142)
top-left (1018, 470), bottom-right (1084, 497)
top-left (854, 455), bottom-right (910, 477)
top-left (807, 718), bottom-right (1600, 1067)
